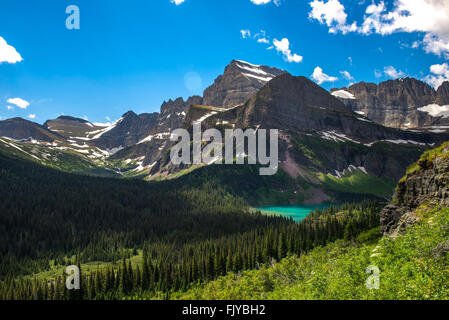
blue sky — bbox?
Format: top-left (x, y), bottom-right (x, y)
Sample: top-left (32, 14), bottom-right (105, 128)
top-left (0, 0), bottom-right (448, 124)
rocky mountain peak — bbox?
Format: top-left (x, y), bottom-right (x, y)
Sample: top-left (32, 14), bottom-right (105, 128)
top-left (235, 74), bottom-right (358, 132)
top-left (202, 60), bottom-right (287, 108)
top-left (121, 110), bottom-right (138, 119)
top-left (56, 115), bottom-right (89, 123)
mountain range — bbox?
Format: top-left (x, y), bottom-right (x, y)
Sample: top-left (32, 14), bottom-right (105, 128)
top-left (1, 59), bottom-right (449, 204)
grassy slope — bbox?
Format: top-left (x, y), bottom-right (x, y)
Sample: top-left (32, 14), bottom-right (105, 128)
top-left (316, 171), bottom-right (396, 200)
top-left (174, 142), bottom-right (449, 300)
top-left (176, 206), bottom-right (449, 300)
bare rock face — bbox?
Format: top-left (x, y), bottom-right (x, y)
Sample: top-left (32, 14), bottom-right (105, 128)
top-left (202, 60), bottom-right (287, 108)
top-left (381, 142), bottom-right (449, 235)
top-left (436, 81), bottom-right (449, 105)
top-left (332, 78), bottom-right (449, 129)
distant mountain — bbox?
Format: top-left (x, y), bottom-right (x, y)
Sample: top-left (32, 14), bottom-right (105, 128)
top-left (331, 78), bottom-right (449, 130)
top-left (44, 116), bottom-right (103, 139)
top-left (91, 111), bottom-right (159, 151)
top-left (0, 117), bottom-right (64, 143)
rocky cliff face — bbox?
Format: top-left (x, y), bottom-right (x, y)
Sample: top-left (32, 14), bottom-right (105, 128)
top-left (202, 60), bottom-right (286, 108)
top-left (381, 142), bottom-right (449, 236)
top-left (332, 79), bottom-right (449, 129)
top-left (436, 82), bottom-right (449, 105)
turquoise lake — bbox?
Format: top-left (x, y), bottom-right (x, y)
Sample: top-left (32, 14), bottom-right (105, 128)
top-left (256, 204), bottom-right (334, 223)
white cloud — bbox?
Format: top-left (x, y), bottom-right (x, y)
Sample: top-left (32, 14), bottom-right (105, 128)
top-left (384, 66), bottom-right (405, 79)
top-left (0, 36), bottom-right (23, 64)
top-left (240, 30), bottom-right (303, 63)
top-left (7, 98), bottom-right (30, 109)
top-left (240, 29), bottom-right (251, 39)
top-left (28, 114), bottom-right (36, 119)
top-left (311, 66), bottom-right (338, 84)
top-left (340, 70), bottom-right (354, 81)
top-left (374, 69), bottom-right (383, 78)
top-left (309, 0), bottom-right (449, 58)
top-left (309, 0), bottom-right (357, 34)
top-left (170, 0), bottom-right (185, 5)
top-left (7, 105), bottom-right (14, 110)
top-left (273, 38), bottom-right (303, 63)
top-left (106, 116), bottom-right (111, 121)
top-left (250, 0), bottom-right (281, 5)
top-left (309, 0), bottom-right (346, 27)
top-left (424, 62), bottom-right (449, 88)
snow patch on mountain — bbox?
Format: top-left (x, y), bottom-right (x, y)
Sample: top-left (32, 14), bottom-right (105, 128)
top-left (418, 104), bottom-right (449, 118)
top-left (242, 73), bottom-right (274, 82)
top-left (90, 117), bottom-right (124, 140)
top-left (332, 90), bottom-right (356, 100)
top-left (365, 139), bottom-right (429, 147)
top-left (320, 131), bottom-right (361, 144)
top-left (328, 164), bottom-right (368, 179)
top-left (235, 60), bottom-right (261, 68)
top-left (195, 112), bottom-right (218, 124)
top-left (236, 63), bottom-right (271, 77)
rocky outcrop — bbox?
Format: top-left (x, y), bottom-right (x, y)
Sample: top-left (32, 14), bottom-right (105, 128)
top-left (381, 142), bottom-right (449, 235)
top-left (202, 60), bottom-right (286, 108)
top-left (332, 78), bottom-right (449, 129)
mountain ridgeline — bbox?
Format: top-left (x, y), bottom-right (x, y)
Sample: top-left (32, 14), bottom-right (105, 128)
top-left (1, 59), bottom-right (449, 204)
